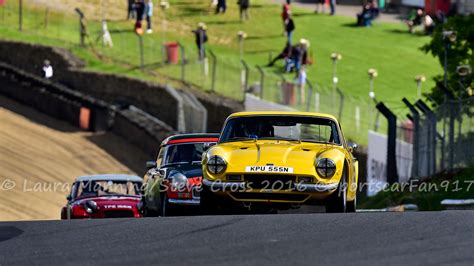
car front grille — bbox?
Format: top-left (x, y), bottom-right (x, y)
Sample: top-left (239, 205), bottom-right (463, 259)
top-left (192, 187), bottom-right (201, 198)
top-left (103, 210), bottom-right (135, 218)
top-left (230, 192), bottom-right (309, 202)
top-left (244, 174), bottom-right (296, 190)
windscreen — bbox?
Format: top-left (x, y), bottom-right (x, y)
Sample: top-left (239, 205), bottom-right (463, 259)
top-left (163, 143), bottom-right (206, 165)
top-left (220, 116), bottom-right (341, 144)
top-left (76, 181), bottom-right (142, 199)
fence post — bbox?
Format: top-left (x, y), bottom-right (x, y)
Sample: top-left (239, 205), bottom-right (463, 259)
top-left (336, 87), bottom-right (344, 122)
top-left (240, 59), bottom-right (249, 94)
top-left (305, 78), bottom-right (314, 112)
top-left (178, 42), bottom-right (186, 82)
top-left (276, 73), bottom-right (286, 104)
top-left (137, 35), bottom-right (144, 70)
top-left (402, 98), bottom-right (420, 178)
top-left (415, 100), bottom-right (437, 176)
top-left (75, 8), bottom-right (86, 47)
top-left (255, 65), bottom-right (265, 99)
top-left (18, 0), bottom-right (23, 31)
top-left (376, 102), bottom-right (399, 184)
top-left (209, 50), bottom-right (217, 92)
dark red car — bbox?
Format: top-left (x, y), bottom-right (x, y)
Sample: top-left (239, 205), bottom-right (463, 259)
top-left (61, 174), bottom-right (143, 219)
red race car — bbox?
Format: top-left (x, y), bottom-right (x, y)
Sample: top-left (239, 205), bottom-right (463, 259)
top-left (61, 174), bottom-right (143, 219)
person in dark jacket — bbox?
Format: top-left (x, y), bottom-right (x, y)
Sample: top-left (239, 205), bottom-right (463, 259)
top-left (193, 22), bottom-right (208, 60)
top-left (285, 14), bottom-right (295, 45)
top-left (127, 0), bottom-right (136, 20)
top-left (239, 0), bottom-right (250, 21)
top-left (216, 0), bottom-right (227, 14)
top-left (267, 42), bottom-right (291, 67)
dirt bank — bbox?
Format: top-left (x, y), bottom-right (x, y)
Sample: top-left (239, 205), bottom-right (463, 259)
top-left (0, 95), bottom-right (147, 221)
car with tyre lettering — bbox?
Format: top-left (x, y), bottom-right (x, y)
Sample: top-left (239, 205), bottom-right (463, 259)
top-left (141, 133), bottom-right (219, 216)
top-left (201, 111), bottom-right (359, 213)
top-left (61, 174), bottom-right (143, 219)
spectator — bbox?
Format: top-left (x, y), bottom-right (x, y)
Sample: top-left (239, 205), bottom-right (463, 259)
top-left (357, 1), bottom-right (378, 27)
top-left (285, 38), bottom-right (310, 73)
top-left (193, 22), bottom-right (208, 60)
top-left (314, 0), bottom-right (325, 14)
top-left (329, 0), bottom-right (336, 15)
top-left (127, 0), bottom-right (136, 20)
top-left (100, 20), bottom-right (113, 47)
top-left (42, 60), bottom-right (53, 79)
top-left (285, 14), bottom-right (295, 45)
top-left (216, 0), bottom-right (226, 14)
top-left (406, 8), bottom-right (423, 33)
top-left (423, 14), bottom-right (435, 35)
top-left (134, 0), bottom-right (146, 34)
top-left (145, 0), bottom-right (153, 33)
top-left (281, 4), bottom-right (290, 35)
top-left (238, 0), bottom-right (250, 21)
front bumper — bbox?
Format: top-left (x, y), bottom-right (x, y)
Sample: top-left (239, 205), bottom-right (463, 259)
top-left (202, 179), bottom-right (339, 193)
top-left (168, 198), bottom-right (200, 206)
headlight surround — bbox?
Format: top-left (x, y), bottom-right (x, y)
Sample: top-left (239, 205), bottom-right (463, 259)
top-left (170, 172), bottom-right (188, 190)
top-left (206, 155), bottom-right (227, 175)
top-left (316, 158), bottom-right (337, 178)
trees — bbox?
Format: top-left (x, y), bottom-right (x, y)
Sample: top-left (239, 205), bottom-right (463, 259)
top-left (421, 14), bottom-right (473, 105)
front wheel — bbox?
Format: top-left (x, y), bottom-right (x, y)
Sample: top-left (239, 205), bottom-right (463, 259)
top-left (158, 193), bottom-right (175, 217)
top-left (200, 185), bottom-right (219, 215)
top-left (346, 197), bottom-right (356, 213)
top-left (325, 167), bottom-right (347, 213)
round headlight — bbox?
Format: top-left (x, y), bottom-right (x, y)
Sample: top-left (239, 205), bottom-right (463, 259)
top-left (84, 200), bottom-right (97, 214)
top-left (316, 158), bottom-right (336, 178)
top-left (207, 155), bottom-right (227, 174)
top-left (170, 172), bottom-right (188, 190)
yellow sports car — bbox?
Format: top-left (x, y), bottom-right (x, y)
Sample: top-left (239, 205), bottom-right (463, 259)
top-left (201, 111), bottom-right (358, 213)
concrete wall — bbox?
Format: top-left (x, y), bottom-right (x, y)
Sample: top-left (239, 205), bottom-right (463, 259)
top-left (0, 40), bottom-right (243, 133)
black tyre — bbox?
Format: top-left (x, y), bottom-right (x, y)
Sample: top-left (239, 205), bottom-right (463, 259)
top-left (346, 197), bottom-right (356, 213)
top-left (200, 185), bottom-right (219, 215)
top-left (325, 167), bottom-right (347, 213)
top-left (158, 193), bottom-right (174, 217)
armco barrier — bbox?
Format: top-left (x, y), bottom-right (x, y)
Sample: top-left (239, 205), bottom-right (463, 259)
top-left (113, 106), bottom-right (176, 158)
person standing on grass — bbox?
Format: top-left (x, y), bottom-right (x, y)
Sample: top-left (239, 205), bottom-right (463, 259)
top-left (285, 13), bottom-right (295, 45)
top-left (42, 60), bottom-right (53, 79)
top-left (193, 22), bottom-right (208, 60)
top-left (145, 0), bottom-right (154, 34)
top-left (128, 0), bottom-right (136, 20)
top-left (134, 0), bottom-right (146, 34)
top-left (238, 0), bottom-right (250, 21)
top-left (281, 3), bottom-right (290, 35)
top-left (216, 0), bottom-right (227, 14)
top-left (329, 0), bottom-right (336, 15)
top-left (314, 0), bottom-right (325, 14)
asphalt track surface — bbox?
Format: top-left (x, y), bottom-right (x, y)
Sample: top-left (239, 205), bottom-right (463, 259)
top-left (0, 211), bottom-right (473, 265)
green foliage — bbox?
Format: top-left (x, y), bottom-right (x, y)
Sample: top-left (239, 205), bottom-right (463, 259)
top-left (421, 14), bottom-right (474, 105)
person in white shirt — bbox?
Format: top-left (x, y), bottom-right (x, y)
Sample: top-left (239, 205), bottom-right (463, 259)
top-left (42, 60), bottom-right (53, 79)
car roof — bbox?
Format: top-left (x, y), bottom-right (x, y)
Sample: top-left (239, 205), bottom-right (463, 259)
top-left (75, 174), bottom-right (143, 182)
top-left (161, 133), bottom-right (220, 146)
top-left (228, 111), bottom-right (338, 121)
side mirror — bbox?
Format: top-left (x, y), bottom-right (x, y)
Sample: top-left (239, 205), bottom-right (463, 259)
top-left (348, 142), bottom-right (358, 153)
top-left (146, 160), bottom-right (157, 169)
top-left (203, 142), bottom-right (216, 151)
